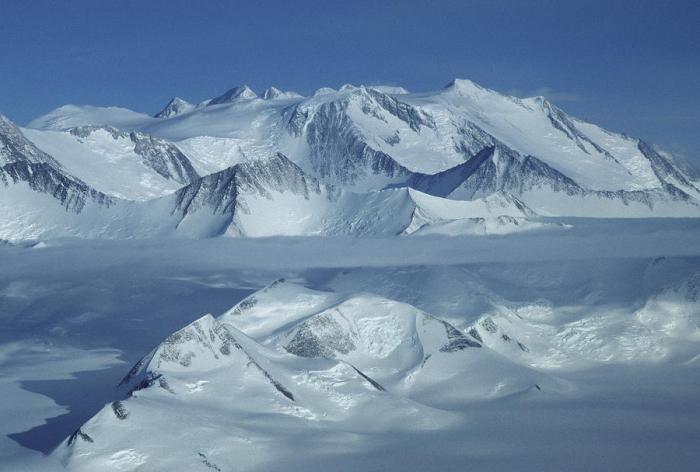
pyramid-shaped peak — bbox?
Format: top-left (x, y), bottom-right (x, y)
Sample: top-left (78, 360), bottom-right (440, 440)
top-left (154, 97), bottom-right (194, 118)
top-left (444, 78), bottom-right (487, 93)
top-left (262, 87), bottom-right (303, 100)
top-left (209, 85), bottom-right (258, 105)
top-left (263, 86), bottom-right (283, 99)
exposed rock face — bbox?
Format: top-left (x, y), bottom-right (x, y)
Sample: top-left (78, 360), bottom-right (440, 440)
top-left (285, 87), bottom-right (433, 190)
top-left (119, 314), bottom-right (296, 401)
top-left (173, 152), bottom-right (324, 220)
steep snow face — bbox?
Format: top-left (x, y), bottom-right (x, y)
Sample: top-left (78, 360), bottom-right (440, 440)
top-left (27, 105), bottom-right (154, 131)
top-left (154, 97), bottom-right (194, 118)
top-left (22, 126), bottom-right (199, 200)
top-left (174, 136), bottom-right (253, 175)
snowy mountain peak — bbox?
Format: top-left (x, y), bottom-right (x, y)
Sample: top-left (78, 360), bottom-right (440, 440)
top-left (444, 78), bottom-right (490, 95)
top-left (368, 85), bottom-right (410, 95)
top-left (27, 104), bottom-right (154, 131)
top-left (262, 86), bottom-right (283, 99)
top-left (313, 86), bottom-right (336, 96)
top-left (154, 97), bottom-right (194, 118)
top-left (339, 83), bottom-right (359, 92)
top-left (208, 85), bottom-right (258, 105)
top-left (262, 86), bottom-right (303, 100)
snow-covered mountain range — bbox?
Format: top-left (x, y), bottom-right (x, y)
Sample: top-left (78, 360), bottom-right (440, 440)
top-left (3, 79), bottom-right (700, 240)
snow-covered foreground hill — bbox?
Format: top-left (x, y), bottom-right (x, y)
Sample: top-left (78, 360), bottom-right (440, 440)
top-left (1, 220), bottom-right (700, 471)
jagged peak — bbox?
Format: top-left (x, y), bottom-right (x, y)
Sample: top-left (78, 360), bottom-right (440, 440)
top-left (262, 86), bottom-right (283, 99)
top-left (245, 151), bottom-right (297, 168)
top-left (148, 313), bottom-right (234, 371)
top-left (176, 153), bottom-right (308, 201)
top-left (168, 96), bottom-right (190, 105)
top-left (154, 96), bottom-right (193, 118)
top-left (208, 85), bottom-right (258, 105)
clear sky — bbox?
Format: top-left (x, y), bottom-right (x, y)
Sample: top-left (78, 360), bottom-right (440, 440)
top-left (1, 0), bottom-right (698, 163)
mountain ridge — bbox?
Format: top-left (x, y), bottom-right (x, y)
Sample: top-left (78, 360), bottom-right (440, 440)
top-left (3, 78), bottom-right (699, 240)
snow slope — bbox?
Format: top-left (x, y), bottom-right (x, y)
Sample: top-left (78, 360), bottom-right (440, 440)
top-left (22, 126), bottom-right (199, 200)
top-left (0, 114), bottom-right (113, 229)
top-left (28, 105), bottom-right (155, 131)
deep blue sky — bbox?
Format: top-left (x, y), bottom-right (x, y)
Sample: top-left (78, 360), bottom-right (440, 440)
top-left (1, 0), bottom-right (698, 162)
